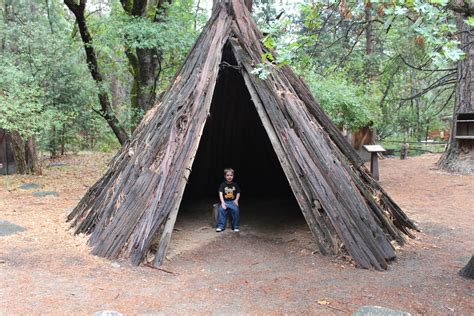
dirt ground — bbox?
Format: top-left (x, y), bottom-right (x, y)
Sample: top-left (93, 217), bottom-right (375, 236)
top-left (0, 152), bottom-right (473, 315)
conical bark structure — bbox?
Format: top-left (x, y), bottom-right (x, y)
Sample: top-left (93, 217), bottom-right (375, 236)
top-left (68, 0), bottom-right (417, 270)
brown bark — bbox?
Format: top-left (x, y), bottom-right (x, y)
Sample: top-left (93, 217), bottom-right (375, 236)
top-left (438, 3), bottom-right (474, 173)
top-left (64, 0), bottom-right (129, 145)
top-left (365, 1), bottom-right (374, 56)
top-left (448, 1), bottom-right (474, 16)
top-left (60, 128), bottom-right (65, 156)
top-left (9, 132), bottom-right (27, 174)
top-left (244, 0), bottom-right (252, 12)
top-left (26, 136), bottom-right (41, 175)
top-left (50, 125), bottom-right (57, 158)
top-left (365, 0), bottom-right (376, 79)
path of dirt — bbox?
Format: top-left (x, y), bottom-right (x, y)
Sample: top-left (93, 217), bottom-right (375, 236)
top-left (0, 153), bottom-right (473, 314)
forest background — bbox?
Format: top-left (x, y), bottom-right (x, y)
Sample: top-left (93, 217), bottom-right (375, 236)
top-left (1, 0), bottom-right (472, 174)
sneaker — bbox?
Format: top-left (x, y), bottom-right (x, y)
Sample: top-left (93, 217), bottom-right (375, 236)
top-left (216, 227), bottom-right (223, 232)
top-left (233, 228), bottom-right (239, 232)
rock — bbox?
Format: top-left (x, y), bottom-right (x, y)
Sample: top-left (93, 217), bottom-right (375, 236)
top-left (352, 306), bottom-right (411, 316)
top-left (32, 191), bottom-right (59, 197)
top-left (92, 311), bottom-right (123, 316)
top-left (0, 220), bottom-right (26, 236)
top-left (20, 183), bottom-right (41, 190)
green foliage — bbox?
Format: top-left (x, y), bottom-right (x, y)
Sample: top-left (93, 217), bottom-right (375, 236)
top-left (0, 0), bottom-right (202, 153)
top-left (306, 74), bottom-right (380, 131)
top-left (113, 2), bottom-right (198, 53)
top-left (0, 61), bottom-right (45, 138)
top-left (467, 17), bottom-right (474, 27)
top-left (252, 0), bottom-right (459, 141)
top-left (0, 0), bottom-right (119, 152)
top-left (384, 1), bottom-right (466, 67)
top-left (2, 0), bottom-right (462, 155)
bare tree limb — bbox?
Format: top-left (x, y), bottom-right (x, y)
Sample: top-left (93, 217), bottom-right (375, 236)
top-left (64, 0), bottom-right (129, 145)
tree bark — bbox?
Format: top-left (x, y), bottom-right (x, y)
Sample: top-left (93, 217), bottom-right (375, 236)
top-left (26, 136), bottom-right (41, 175)
top-left (120, 0), bottom-right (172, 129)
top-left (448, 1), bottom-right (474, 16)
top-left (438, 2), bottom-right (474, 173)
top-left (60, 127), bottom-right (65, 156)
top-left (244, 0), bottom-right (252, 12)
top-left (50, 125), bottom-right (57, 158)
top-left (365, 0), bottom-right (375, 79)
top-left (64, 0), bottom-right (129, 145)
top-left (9, 132), bottom-right (27, 174)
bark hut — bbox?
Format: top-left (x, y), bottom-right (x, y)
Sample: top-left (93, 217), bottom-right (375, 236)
top-left (68, 0), bottom-right (417, 271)
top-left (459, 255), bottom-right (474, 279)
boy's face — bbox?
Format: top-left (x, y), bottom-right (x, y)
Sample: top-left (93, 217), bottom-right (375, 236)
top-left (225, 172), bottom-right (234, 182)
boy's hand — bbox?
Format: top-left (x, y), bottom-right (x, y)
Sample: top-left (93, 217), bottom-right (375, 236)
top-left (233, 200), bottom-right (239, 206)
top-left (221, 202), bottom-right (227, 209)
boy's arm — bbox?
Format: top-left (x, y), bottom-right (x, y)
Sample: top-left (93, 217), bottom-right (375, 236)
top-left (234, 192), bottom-right (240, 205)
top-left (219, 192), bottom-right (226, 208)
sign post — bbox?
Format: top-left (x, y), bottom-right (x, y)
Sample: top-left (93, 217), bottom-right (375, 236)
top-left (363, 145), bottom-right (386, 181)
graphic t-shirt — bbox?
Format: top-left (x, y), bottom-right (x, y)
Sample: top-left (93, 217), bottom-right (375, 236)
top-left (218, 182), bottom-right (241, 201)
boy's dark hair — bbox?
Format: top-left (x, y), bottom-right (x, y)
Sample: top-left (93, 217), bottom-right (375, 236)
top-left (224, 168), bottom-right (234, 175)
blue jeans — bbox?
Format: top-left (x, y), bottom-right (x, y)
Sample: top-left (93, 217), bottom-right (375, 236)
top-left (217, 200), bottom-right (240, 230)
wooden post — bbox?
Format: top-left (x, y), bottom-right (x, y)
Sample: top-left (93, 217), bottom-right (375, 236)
top-left (400, 144), bottom-right (408, 160)
top-left (370, 152), bottom-right (379, 181)
top-left (363, 145), bottom-right (386, 181)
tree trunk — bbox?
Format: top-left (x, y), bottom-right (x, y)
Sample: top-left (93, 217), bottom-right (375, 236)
top-left (60, 127), bottom-right (65, 156)
top-left (50, 125), bottom-right (57, 158)
top-left (121, 0), bottom-right (173, 129)
top-left (438, 4), bottom-right (474, 173)
top-left (26, 136), bottom-right (41, 175)
top-left (9, 132), bottom-right (27, 174)
top-left (64, 0), bottom-right (129, 145)
top-left (365, 0), bottom-right (375, 79)
top-left (127, 47), bottom-right (162, 128)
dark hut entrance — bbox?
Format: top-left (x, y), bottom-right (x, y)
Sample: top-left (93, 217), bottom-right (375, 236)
top-left (178, 44), bottom-right (304, 233)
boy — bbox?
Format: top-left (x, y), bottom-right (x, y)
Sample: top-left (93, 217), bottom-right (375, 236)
top-left (216, 168), bottom-right (240, 232)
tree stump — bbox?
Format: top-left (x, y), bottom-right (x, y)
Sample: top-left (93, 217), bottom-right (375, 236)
top-left (459, 255), bottom-right (474, 279)
top-left (211, 203), bottom-right (231, 228)
top-left (211, 203), bottom-right (219, 227)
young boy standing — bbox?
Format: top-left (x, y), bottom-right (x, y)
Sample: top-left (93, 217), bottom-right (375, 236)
top-left (216, 168), bottom-right (241, 232)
